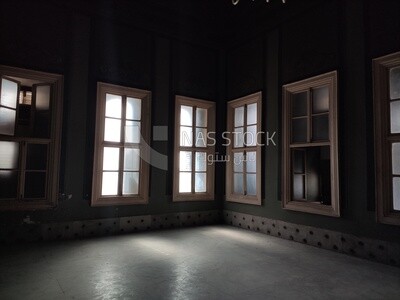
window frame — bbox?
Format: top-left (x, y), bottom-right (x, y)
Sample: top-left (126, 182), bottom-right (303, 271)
top-left (0, 65), bottom-right (63, 211)
top-left (226, 91), bottom-right (262, 205)
top-left (282, 71), bottom-right (340, 217)
top-left (173, 95), bottom-right (215, 202)
top-left (373, 51), bottom-right (400, 225)
top-left (91, 82), bottom-right (151, 206)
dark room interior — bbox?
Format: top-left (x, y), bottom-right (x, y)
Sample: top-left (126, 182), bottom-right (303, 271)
top-left (0, 0), bottom-right (400, 299)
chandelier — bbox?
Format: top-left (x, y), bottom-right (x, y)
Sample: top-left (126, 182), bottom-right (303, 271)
top-left (232, 0), bottom-right (286, 5)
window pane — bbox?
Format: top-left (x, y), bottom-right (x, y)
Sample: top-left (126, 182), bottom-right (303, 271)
top-left (392, 143), bottom-right (400, 175)
top-left (247, 103), bottom-right (257, 125)
top-left (123, 172), bottom-right (139, 195)
top-left (180, 105), bottom-right (193, 126)
top-left (0, 141), bottom-right (19, 169)
top-left (1, 78), bottom-right (18, 109)
top-left (103, 147), bottom-right (120, 171)
top-left (24, 172), bottom-right (46, 198)
top-left (393, 177), bottom-right (400, 211)
top-left (101, 172), bottom-right (118, 196)
top-left (26, 144), bottom-right (47, 170)
top-left (292, 92), bottom-right (307, 117)
top-left (234, 106), bottom-right (244, 127)
top-left (293, 150), bottom-right (305, 174)
top-left (104, 118), bottom-right (121, 142)
top-left (233, 173), bottom-right (244, 194)
top-left (35, 85), bottom-right (51, 111)
top-left (312, 86), bottom-right (329, 114)
top-left (245, 125), bottom-right (257, 146)
top-left (179, 172), bottom-right (191, 193)
top-left (233, 152), bottom-right (244, 172)
top-left (246, 174), bottom-right (257, 196)
top-left (291, 118), bottom-right (307, 143)
top-left (312, 114), bottom-right (329, 141)
top-left (195, 152), bottom-right (207, 172)
top-left (233, 127), bottom-right (244, 148)
top-left (124, 148), bottom-right (140, 171)
top-left (180, 126), bottom-right (193, 146)
top-left (293, 174), bottom-right (305, 200)
top-left (0, 107), bottom-right (16, 136)
top-left (179, 151), bottom-right (192, 171)
top-left (195, 127), bottom-right (207, 147)
top-left (390, 66), bottom-right (400, 100)
top-left (390, 100), bottom-right (400, 133)
top-left (195, 172), bottom-right (206, 192)
top-left (125, 121), bottom-right (141, 143)
top-left (105, 94), bottom-right (122, 118)
top-left (126, 97), bottom-right (141, 120)
top-left (0, 170), bottom-right (18, 198)
top-left (246, 151), bottom-right (257, 173)
top-left (196, 108), bottom-right (207, 127)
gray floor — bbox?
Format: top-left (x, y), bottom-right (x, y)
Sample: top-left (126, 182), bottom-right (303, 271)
top-left (0, 225), bottom-right (399, 300)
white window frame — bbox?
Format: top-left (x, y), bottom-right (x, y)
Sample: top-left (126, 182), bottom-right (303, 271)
top-left (91, 82), bottom-right (151, 206)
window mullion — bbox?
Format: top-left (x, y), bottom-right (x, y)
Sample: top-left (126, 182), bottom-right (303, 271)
top-left (118, 95), bottom-right (127, 196)
top-left (192, 106), bottom-right (197, 194)
top-left (307, 89), bottom-right (312, 143)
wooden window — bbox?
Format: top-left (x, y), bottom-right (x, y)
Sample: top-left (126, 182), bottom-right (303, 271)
top-left (173, 96), bottom-right (215, 201)
top-left (92, 83), bottom-right (151, 206)
top-left (0, 65), bottom-right (63, 210)
top-left (373, 51), bottom-right (400, 225)
top-left (282, 71), bottom-right (339, 217)
top-left (226, 92), bottom-right (262, 205)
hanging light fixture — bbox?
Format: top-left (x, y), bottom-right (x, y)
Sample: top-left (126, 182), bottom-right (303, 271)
top-left (232, 0), bottom-right (286, 5)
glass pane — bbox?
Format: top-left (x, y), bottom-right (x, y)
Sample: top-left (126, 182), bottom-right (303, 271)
top-left (312, 86), bottom-right (329, 114)
top-left (195, 172), bottom-right (206, 192)
top-left (233, 152), bottom-right (244, 172)
top-left (105, 94), bottom-right (122, 118)
top-left (180, 126), bottom-right (193, 147)
top-left (234, 106), bottom-right (244, 127)
top-left (101, 172), bottom-right (118, 196)
top-left (35, 85), bottom-right (51, 111)
top-left (126, 97), bottom-right (141, 120)
top-left (246, 174), bottom-right (257, 196)
top-left (196, 108), bottom-right (207, 127)
top-left (104, 118), bottom-right (121, 142)
top-left (390, 66), bottom-right (400, 100)
top-left (26, 144), bottom-right (47, 170)
top-left (179, 151), bottom-right (192, 171)
top-left (291, 118), bottom-right (307, 143)
top-left (195, 152), bottom-right (207, 172)
top-left (1, 78), bottom-right (18, 109)
top-left (392, 143), bottom-right (400, 175)
top-left (247, 103), bottom-right (257, 125)
top-left (180, 105), bottom-right (193, 126)
top-left (123, 172), bottom-right (139, 195)
top-left (245, 125), bottom-right (257, 146)
top-left (246, 151), bottom-right (257, 173)
top-left (293, 174), bottom-right (305, 200)
top-left (124, 148), bottom-right (140, 171)
top-left (24, 172), bottom-right (46, 198)
top-left (312, 114), bottom-right (329, 141)
top-left (0, 107), bottom-right (16, 136)
top-left (195, 128), bottom-right (207, 147)
top-left (233, 127), bottom-right (244, 148)
top-left (293, 150), bottom-right (305, 174)
top-left (179, 172), bottom-right (191, 193)
top-left (292, 92), bottom-right (307, 117)
top-left (33, 110), bottom-right (51, 138)
top-left (393, 177), bottom-right (400, 211)
top-left (0, 170), bottom-right (18, 198)
top-left (390, 101), bottom-right (400, 133)
top-left (0, 141), bottom-right (19, 169)
top-left (103, 147), bottom-right (120, 171)
top-left (233, 173), bottom-right (243, 194)
top-left (125, 121), bottom-right (141, 143)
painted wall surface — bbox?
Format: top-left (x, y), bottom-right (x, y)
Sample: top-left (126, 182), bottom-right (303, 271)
top-left (224, 0), bottom-right (400, 243)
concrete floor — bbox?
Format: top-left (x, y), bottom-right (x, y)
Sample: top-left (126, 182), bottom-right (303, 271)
top-left (0, 225), bottom-right (399, 300)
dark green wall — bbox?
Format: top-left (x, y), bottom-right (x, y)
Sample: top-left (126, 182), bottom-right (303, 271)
top-left (224, 0), bottom-right (400, 243)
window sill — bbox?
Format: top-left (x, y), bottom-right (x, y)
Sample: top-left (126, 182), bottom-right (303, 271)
top-left (283, 200), bottom-right (340, 217)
